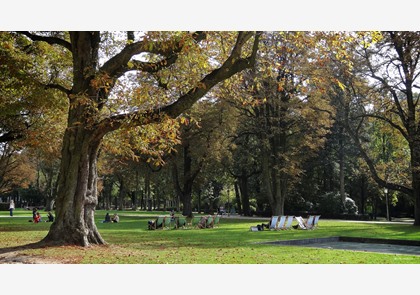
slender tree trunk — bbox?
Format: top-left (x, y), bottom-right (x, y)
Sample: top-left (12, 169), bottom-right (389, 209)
top-left (360, 175), bottom-right (366, 215)
top-left (239, 174), bottom-right (251, 216)
top-left (118, 178), bottom-right (125, 211)
top-left (411, 138), bottom-right (420, 225)
top-left (339, 126), bottom-right (346, 205)
top-left (103, 178), bottom-right (113, 211)
top-left (132, 170), bottom-right (139, 211)
top-left (145, 169), bottom-right (151, 211)
top-left (234, 181), bottom-right (242, 214)
top-left (197, 189), bottom-right (201, 214)
top-left (130, 191), bottom-right (137, 210)
top-left (43, 168), bottom-right (55, 211)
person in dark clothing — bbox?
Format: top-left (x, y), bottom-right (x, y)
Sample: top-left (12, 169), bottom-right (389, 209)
top-left (102, 212), bottom-right (111, 223)
top-left (46, 211), bottom-right (54, 222)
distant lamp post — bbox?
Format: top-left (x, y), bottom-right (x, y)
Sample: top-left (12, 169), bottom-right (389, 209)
top-left (384, 187), bottom-right (391, 221)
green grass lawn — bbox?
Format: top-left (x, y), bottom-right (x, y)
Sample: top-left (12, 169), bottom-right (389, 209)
top-left (1, 209), bottom-right (420, 264)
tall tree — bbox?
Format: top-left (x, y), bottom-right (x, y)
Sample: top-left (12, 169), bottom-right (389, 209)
top-left (222, 32), bottom-right (339, 216)
top-left (341, 32), bottom-right (420, 224)
top-left (171, 99), bottom-right (234, 216)
top-left (7, 31), bottom-right (260, 246)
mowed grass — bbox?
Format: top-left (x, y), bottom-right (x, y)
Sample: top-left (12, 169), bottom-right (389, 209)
top-left (1, 209), bottom-right (420, 264)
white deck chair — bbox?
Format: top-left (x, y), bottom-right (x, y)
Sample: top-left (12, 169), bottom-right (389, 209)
top-left (313, 215), bottom-right (321, 229)
top-left (306, 215), bottom-right (315, 230)
top-left (276, 215), bottom-right (286, 230)
top-left (269, 216), bottom-right (279, 230)
top-left (294, 216), bottom-right (307, 229)
top-left (284, 215), bottom-right (294, 230)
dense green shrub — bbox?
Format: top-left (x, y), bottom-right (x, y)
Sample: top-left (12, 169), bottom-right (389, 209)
top-left (0, 203), bottom-right (9, 211)
top-left (285, 195), bottom-right (314, 212)
top-left (314, 191), bottom-right (358, 215)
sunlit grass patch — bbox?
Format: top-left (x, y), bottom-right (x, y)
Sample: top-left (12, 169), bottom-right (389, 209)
top-left (1, 209), bottom-right (420, 263)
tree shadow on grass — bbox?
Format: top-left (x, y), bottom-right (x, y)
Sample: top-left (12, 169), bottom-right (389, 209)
top-left (0, 239), bottom-right (101, 264)
top-left (0, 240), bottom-right (50, 255)
top-left (0, 240), bottom-right (57, 264)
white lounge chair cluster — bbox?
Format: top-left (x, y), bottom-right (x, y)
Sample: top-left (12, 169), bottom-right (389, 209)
top-left (267, 215), bottom-right (320, 230)
top-left (294, 215), bottom-right (321, 230)
top-left (268, 215), bottom-right (295, 230)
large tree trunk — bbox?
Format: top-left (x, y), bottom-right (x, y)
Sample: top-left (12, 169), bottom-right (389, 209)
top-left (172, 143), bottom-right (201, 217)
top-left (261, 144), bottom-right (286, 216)
top-left (413, 176), bottom-right (420, 225)
top-left (42, 127), bottom-right (105, 246)
top-left (181, 144), bottom-right (194, 217)
top-left (182, 192), bottom-right (193, 217)
top-left (42, 32), bottom-right (105, 246)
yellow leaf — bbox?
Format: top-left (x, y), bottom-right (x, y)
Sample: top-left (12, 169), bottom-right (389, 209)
top-left (337, 80), bottom-right (346, 91)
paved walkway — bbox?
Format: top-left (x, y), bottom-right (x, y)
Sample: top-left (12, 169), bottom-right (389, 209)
top-left (298, 240), bottom-right (420, 256)
top-left (222, 214), bottom-right (416, 224)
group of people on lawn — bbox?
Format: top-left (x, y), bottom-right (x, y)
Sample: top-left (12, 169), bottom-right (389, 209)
top-left (9, 199), bottom-right (118, 224)
top-left (29, 209), bottom-right (118, 224)
top-left (8, 200), bottom-right (55, 223)
top-left (29, 208), bottom-right (54, 223)
top-left (102, 212), bottom-right (120, 223)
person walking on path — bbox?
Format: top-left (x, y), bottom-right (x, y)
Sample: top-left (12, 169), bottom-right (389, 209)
top-left (9, 200), bottom-right (15, 217)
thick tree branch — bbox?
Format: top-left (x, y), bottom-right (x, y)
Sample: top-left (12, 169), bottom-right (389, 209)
top-left (363, 46), bottom-right (409, 128)
top-left (44, 83), bottom-right (71, 95)
top-left (17, 31), bottom-right (72, 51)
top-left (100, 32), bottom-right (206, 79)
top-left (119, 53), bottom-right (179, 75)
top-left (127, 31), bottom-right (135, 42)
top-left (352, 113), bottom-right (409, 141)
top-left (0, 131), bottom-right (23, 143)
top-left (344, 116), bottom-right (412, 196)
top-left (94, 32), bottom-right (261, 139)
top-left (163, 31), bottom-right (260, 118)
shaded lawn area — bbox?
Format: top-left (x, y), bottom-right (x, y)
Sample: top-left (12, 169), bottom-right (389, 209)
top-left (1, 209), bottom-right (420, 263)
